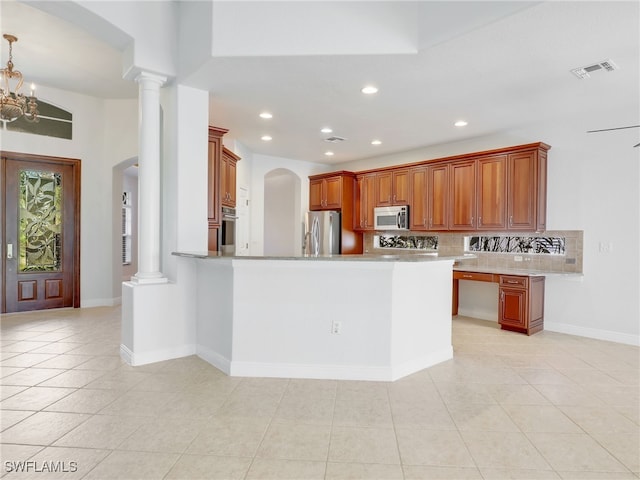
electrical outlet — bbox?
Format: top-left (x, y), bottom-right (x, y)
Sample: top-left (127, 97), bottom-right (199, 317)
top-left (331, 320), bottom-right (342, 335)
top-left (514, 255), bottom-right (523, 262)
top-left (599, 242), bottom-right (613, 253)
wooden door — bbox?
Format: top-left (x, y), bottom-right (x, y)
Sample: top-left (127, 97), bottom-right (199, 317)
top-left (427, 164), bottom-right (448, 230)
top-left (508, 151), bottom-right (537, 230)
top-left (499, 287), bottom-right (527, 329)
top-left (2, 153), bottom-right (80, 312)
top-left (309, 179), bottom-right (324, 210)
top-left (392, 169), bottom-right (409, 205)
top-left (409, 167), bottom-right (428, 230)
top-left (449, 160), bottom-right (476, 230)
top-left (375, 171), bottom-right (392, 206)
top-left (324, 176), bottom-right (342, 209)
top-left (477, 155), bottom-right (507, 230)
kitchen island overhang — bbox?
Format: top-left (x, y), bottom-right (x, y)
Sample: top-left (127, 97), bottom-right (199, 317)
top-left (175, 252), bottom-right (457, 382)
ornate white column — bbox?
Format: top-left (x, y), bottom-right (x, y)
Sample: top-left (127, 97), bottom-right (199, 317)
top-left (131, 71), bottom-right (168, 284)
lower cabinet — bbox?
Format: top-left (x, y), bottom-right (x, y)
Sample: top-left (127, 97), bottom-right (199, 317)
top-left (499, 275), bottom-right (545, 335)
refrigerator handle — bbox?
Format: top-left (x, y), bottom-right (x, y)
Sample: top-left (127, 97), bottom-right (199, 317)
top-left (329, 214), bottom-right (333, 255)
top-left (312, 216), bottom-right (320, 255)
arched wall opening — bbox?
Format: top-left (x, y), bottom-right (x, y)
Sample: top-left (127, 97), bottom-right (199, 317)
top-left (112, 157), bottom-right (138, 302)
top-left (263, 168), bottom-right (302, 256)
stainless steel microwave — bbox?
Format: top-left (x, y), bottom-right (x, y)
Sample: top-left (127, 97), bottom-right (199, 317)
top-left (374, 205), bottom-right (409, 230)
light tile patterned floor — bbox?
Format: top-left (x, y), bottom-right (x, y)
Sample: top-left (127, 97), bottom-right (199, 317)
top-left (0, 307), bottom-right (638, 479)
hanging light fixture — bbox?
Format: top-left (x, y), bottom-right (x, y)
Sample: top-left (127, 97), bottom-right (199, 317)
top-left (1, 34), bottom-right (39, 122)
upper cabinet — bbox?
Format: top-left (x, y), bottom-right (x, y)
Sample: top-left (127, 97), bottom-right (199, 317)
top-left (449, 160), bottom-right (477, 230)
top-left (221, 147), bottom-right (241, 208)
top-left (375, 168), bottom-right (409, 207)
top-left (427, 163), bottom-right (449, 230)
top-left (508, 149), bottom-right (547, 231)
top-left (355, 173), bottom-right (376, 230)
top-left (477, 155), bottom-right (507, 230)
top-left (313, 142), bottom-right (549, 235)
top-left (310, 174), bottom-right (343, 210)
top-left (207, 126), bottom-right (228, 229)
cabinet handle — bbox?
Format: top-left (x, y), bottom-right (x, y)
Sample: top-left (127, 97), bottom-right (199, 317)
top-left (501, 291), bottom-right (504, 302)
top-left (463, 274), bottom-right (473, 278)
top-left (470, 216), bottom-right (474, 225)
top-left (429, 217), bottom-right (433, 228)
top-left (393, 194), bottom-right (396, 203)
top-left (509, 215), bottom-right (513, 226)
top-left (478, 216), bottom-right (482, 226)
top-left (506, 280), bottom-right (520, 284)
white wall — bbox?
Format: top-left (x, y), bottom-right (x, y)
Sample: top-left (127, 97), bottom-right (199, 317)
top-left (264, 170), bottom-right (299, 256)
top-left (336, 107), bottom-right (640, 343)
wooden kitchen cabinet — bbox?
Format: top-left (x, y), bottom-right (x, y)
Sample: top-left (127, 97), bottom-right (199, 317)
top-left (221, 146), bottom-right (240, 207)
top-left (427, 163), bottom-right (449, 230)
top-left (499, 275), bottom-right (545, 335)
top-left (409, 166), bottom-right (428, 230)
top-left (375, 168), bottom-right (409, 206)
top-left (449, 159), bottom-right (476, 230)
top-left (207, 127), bottom-right (228, 248)
top-left (355, 173), bottom-right (376, 230)
top-left (508, 149), bottom-right (547, 231)
top-left (477, 155), bottom-right (507, 230)
top-left (309, 175), bottom-right (342, 210)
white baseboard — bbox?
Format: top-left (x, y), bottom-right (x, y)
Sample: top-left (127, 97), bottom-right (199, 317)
top-left (197, 345), bottom-right (231, 375)
top-left (545, 322), bottom-right (640, 346)
top-left (390, 347), bottom-right (453, 380)
top-left (81, 297), bottom-right (121, 308)
top-left (120, 343), bottom-right (197, 366)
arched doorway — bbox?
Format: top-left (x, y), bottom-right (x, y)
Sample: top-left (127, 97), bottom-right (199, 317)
top-left (112, 157), bottom-right (138, 301)
top-left (263, 169), bottom-right (301, 256)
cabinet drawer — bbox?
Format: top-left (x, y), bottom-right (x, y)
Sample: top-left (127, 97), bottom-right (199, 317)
top-left (500, 275), bottom-right (528, 288)
top-left (454, 271), bottom-right (496, 283)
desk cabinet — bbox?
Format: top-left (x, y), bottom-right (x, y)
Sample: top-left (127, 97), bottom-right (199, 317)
top-left (453, 271), bottom-right (545, 336)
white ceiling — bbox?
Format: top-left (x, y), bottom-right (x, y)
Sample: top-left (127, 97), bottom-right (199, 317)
top-left (2, 1), bottom-right (639, 164)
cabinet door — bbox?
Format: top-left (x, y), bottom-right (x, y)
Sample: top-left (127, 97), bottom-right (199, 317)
top-left (499, 287), bottom-right (527, 329)
top-left (309, 179), bottom-right (324, 210)
top-left (427, 164), bottom-right (449, 230)
top-left (324, 176), bottom-right (343, 209)
top-left (477, 155), bottom-right (507, 230)
top-left (220, 157), bottom-right (229, 206)
top-left (409, 167), bottom-right (428, 230)
top-left (226, 159), bottom-right (237, 207)
top-left (508, 151), bottom-right (537, 230)
top-left (449, 160), bottom-right (476, 230)
top-left (392, 169), bottom-right (409, 205)
top-left (207, 135), bottom-right (222, 226)
top-left (356, 174), bottom-right (376, 229)
top-left (375, 171), bottom-right (393, 206)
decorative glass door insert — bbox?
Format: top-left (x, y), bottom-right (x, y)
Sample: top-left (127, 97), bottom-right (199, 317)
top-left (19, 170), bottom-right (63, 272)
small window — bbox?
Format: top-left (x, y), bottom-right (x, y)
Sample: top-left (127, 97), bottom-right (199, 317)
top-left (122, 192), bottom-right (132, 265)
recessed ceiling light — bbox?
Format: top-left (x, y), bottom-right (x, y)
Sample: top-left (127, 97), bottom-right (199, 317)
top-left (361, 85), bottom-right (378, 95)
top-left (325, 151), bottom-right (334, 156)
top-left (371, 139), bottom-right (382, 145)
top-left (454, 120), bottom-right (468, 127)
top-left (259, 112), bottom-right (273, 119)
top-left (261, 135), bottom-right (272, 141)
top-left (321, 127), bottom-right (333, 134)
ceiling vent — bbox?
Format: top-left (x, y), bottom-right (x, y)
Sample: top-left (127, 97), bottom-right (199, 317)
top-left (571, 59), bottom-right (619, 79)
top-left (324, 136), bottom-right (346, 143)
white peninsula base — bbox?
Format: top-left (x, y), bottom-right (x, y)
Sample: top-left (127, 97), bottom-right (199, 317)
top-left (192, 256), bottom-right (454, 382)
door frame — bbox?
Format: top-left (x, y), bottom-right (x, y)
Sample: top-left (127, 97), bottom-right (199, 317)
top-left (1, 151), bottom-right (81, 312)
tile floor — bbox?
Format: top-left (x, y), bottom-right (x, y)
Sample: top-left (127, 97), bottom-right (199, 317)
top-left (0, 306), bottom-right (638, 479)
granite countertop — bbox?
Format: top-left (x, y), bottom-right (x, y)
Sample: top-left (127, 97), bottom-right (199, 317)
top-left (453, 264), bottom-right (583, 278)
top-left (172, 251), bottom-right (473, 263)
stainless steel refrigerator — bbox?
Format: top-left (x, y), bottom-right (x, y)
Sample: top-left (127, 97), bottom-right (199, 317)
top-left (303, 210), bottom-right (341, 256)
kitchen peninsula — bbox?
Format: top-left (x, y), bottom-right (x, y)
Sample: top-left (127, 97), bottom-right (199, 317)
top-left (174, 252), bottom-right (459, 381)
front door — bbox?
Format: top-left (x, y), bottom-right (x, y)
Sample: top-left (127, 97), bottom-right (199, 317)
top-left (2, 152), bottom-right (80, 312)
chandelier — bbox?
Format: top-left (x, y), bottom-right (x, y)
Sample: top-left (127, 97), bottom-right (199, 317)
top-left (1, 34), bottom-right (39, 122)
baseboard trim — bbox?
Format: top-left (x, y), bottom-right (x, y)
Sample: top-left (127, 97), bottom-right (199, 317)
top-left (120, 343), bottom-right (197, 366)
top-left (82, 297), bottom-right (121, 308)
top-left (545, 322), bottom-right (640, 346)
top-left (197, 345), bottom-right (231, 375)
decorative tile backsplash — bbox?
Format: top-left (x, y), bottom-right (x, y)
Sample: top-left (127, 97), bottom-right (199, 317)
top-left (364, 230), bottom-right (583, 274)
top-left (375, 235), bottom-right (438, 250)
top-left (467, 236), bottom-right (565, 255)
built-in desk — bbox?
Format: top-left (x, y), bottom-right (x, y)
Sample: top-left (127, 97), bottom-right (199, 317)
top-left (453, 269), bottom-right (545, 335)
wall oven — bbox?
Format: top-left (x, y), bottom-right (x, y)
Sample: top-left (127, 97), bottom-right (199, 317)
top-left (218, 206), bottom-right (237, 256)
top-left (374, 205), bottom-right (409, 230)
